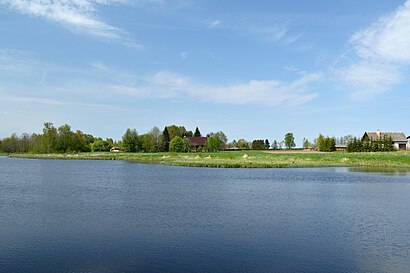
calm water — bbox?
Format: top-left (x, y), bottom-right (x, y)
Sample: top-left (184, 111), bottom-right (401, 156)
top-left (0, 157), bottom-right (409, 273)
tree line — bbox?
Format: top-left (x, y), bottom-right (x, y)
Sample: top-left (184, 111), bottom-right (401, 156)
top-left (0, 122), bottom-right (96, 154)
top-left (0, 122), bottom-right (400, 154)
top-left (346, 136), bottom-right (394, 152)
top-left (0, 123), bottom-right (228, 154)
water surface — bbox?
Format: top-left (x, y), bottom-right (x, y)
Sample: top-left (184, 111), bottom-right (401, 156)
top-left (0, 157), bottom-right (409, 273)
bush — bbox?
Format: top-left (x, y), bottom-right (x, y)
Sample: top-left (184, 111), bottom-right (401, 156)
top-left (252, 139), bottom-right (265, 150)
top-left (169, 136), bottom-right (189, 153)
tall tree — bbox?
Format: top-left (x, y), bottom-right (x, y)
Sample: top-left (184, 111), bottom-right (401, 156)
top-left (149, 126), bottom-right (162, 152)
top-left (271, 140), bottom-right (278, 150)
top-left (284, 133), bottom-right (295, 150)
top-left (42, 122), bottom-right (57, 153)
top-left (162, 127), bottom-right (170, 152)
top-left (315, 134), bottom-right (336, 152)
top-left (141, 133), bottom-right (155, 152)
top-left (206, 135), bottom-right (222, 152)
top-left (167, 125), bottom-right (182, 140)
top-left (56, 124), bottom-right (74, 152)
top-left (315, 134), bottom-right (325, 151)
top-left (194, 127), bottom-right (201, 137)
top-left (264, 139), bottom-right (270, 150)
top-left (208, 131), bottom-right (228, 150)
top-left (122, 128), bottom-right (140, 152)
top-left (303, 138), bottom-right (311, 149)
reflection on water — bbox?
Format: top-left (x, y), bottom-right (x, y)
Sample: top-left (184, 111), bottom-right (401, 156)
top-left (348, 166), bottom-right (410, 176)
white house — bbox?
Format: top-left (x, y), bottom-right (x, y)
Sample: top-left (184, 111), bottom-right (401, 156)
top-left (407, 136), bottom-right (410, 150)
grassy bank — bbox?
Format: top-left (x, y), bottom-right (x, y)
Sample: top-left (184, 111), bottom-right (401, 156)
top-left (8, 150), bottom-right (410, 169)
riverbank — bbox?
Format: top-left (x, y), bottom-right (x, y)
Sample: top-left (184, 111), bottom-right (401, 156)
top-left (8, 150), bottom-right (410, 168)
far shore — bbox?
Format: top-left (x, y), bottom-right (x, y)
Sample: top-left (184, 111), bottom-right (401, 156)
top-left (7, 150), bottom-right (410, 169)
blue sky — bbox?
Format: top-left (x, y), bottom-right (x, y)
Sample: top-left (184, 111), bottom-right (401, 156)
top-left (1, 0), bottom-right (410, 145)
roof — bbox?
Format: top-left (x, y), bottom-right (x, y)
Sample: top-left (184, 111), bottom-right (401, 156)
top-left (363, 132), bottom-right (407, 142)
top-left (187, 137), bottom-right (207, 146)
top-left (335, 144), bottom-right (347, 148)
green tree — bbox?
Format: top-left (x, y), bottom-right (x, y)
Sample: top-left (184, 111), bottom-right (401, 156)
top-left (141, 133), bottom-right (156, 152)
top-left (169, 136), bottom-right (189, 152)
top-left (284, 133), bottom-right (295, 150)
top-left (206, 135), bottom-right (222, 152)
top-left (264, 139), bottom-right (270, 150)
top-left (167, 125), bottom-right (182, 140)
top-left (316, 134), bottom-right (336, 152)
top-left (149, 126), bottom-right (162, 152)
top-left (252, 139), bottom-right (265, 150)
top-left (122, 128), bottom-right (140, 152)
top-left (235, 139), bottom-right (249, 149)
top-left (56, 124), bottom-right (75, 152)
top-left (162, 127), bottom-right (170, 152)
top-left (42, 122), bottom-right (57, 153)
top-left (271, 140), bottom-right (278, 150)
top-left (194, 127), bottom-right (202, 137)
top-left (19, 133), bottom-right (31, 153)
top-left (91, 140), bottom-right (111, 152)
top-left (0, 133), bottom-right (19, 153)
top-left (29, 133), bottom-right (43, 153)
top-left (316, 134), bottom-right (325, 151)
top-left (208, 131), bottom-right (228, 150)
top-left (303, 138), bottom-right (311, 149)
top-left (72, 130), bottom-right (91, 152)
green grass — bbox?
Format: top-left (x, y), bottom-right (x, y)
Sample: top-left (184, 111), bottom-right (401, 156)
top-left (8, 150), bottom-right (410, 169)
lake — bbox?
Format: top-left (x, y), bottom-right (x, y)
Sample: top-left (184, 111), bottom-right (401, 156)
top-left (0, 157), bottom-right (409, 273)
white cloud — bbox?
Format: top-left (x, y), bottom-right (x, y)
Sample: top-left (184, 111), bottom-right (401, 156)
top-left (116, 71), bottom-right (321, 107)
top-left (0, 0), bottom-right (142, 48)
top-left (351, 1), bottom-right (410, 64)
top-left (336, 61), bottom-right (402, 100)
top-left (179, 51), bottom-right (188, 60)
top-left (0, 49), bottom-right (320, 107)
top-left (209, 20), bottom-right (222, 29)
top-left (241, 23), bottom-right (304, 46)
top-left (337, 0), bottom-right (410, 98)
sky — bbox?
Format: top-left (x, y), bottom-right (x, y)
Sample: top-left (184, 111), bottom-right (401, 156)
top-left (1, 0), bottom-right (410, 145)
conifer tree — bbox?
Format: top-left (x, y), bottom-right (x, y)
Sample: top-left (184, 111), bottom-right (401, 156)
top-left (194, 127), bottom-right (201, 137)
top-left (162, 127), bottom-right (170, 152)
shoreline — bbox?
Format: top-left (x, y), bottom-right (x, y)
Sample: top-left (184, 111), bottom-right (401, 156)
top-left (7, 150), bottom-right (410, 169)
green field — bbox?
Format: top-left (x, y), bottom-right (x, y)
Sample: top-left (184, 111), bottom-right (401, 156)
top-left (8, 150), bottom-right (410, 169)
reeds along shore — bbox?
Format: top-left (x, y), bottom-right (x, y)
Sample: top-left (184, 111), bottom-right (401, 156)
top-left (7, 150), bottom-right (410, 169)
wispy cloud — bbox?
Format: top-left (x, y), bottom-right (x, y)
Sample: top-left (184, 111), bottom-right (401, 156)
top-left (0, 49), bottom-right (55, 83)
top-left (237, 21), bottom-right (303, 46)
top-left (179, 51), bottom-right (188, 60)
top-left (250, 25), bottom-right (288, 43)
top-left (113, 71), bottom-right (321, 107)
top-left (0, 0), bottom-right (142, 49)
top-left (0, 49), bottom-right (320, 107)
top-left (209, 20), bottom-right (222, 29)
top-left (336, 0), bottom-right (410, 99)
